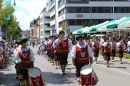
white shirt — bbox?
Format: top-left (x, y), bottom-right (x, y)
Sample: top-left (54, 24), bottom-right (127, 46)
top-left (127, 41), bottom-right (130, 47)
top-left (53, 37), bottom-right (73, 50)
top-left (70, 42), bottom-right (94, 59)
top-left (116, 42), bottom-right (125, 49)
top-left (14, 47), bottom-right (35, 63)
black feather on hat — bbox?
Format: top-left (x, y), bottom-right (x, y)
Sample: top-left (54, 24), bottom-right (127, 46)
top-left (76, 35), bottom-right (84, 40)
top-left (20, 38), bottom-right (28, 44)
top-left (59, 31), bottom-right (65, 35)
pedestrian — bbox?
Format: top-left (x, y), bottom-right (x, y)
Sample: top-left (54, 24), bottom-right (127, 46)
top-left (116, 38), bottom-right (125, 64)
top-left (70, 35), bottom-right (93, 82)
top-left (32, 41), bottom-right (35, 48)
top-left (53, 31), bottom-right (72, 75)
top-left (102, 38), bottom-right (111, 67)
top-left (92, 37), bottom-right (100, 64)
top-left (110, 39), bottom-right (116, 62)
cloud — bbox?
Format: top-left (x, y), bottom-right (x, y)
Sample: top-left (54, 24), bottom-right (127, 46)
top-left (13, 0), bottom-right (48, 30)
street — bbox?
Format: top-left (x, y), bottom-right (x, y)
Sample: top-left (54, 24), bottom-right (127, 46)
top-left (0, 46), bottom-right (130, 86)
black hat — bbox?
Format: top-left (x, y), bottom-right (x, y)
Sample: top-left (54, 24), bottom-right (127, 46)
top-left (51, 35), bottom-right (56, 38)
top-left (20, 38), bottom-right (28, 44)
top-left (76, 35), bottom-right (84, 40)
top-left (59, 31), bottom-right (65, 35)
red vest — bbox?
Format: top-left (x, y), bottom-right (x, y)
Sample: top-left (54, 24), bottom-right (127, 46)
top-left (14, 45), bottom-right (17, 49)
top-left (75, 45), bottom-right (89, 63)
top-left (104, 43), bottom-right (111, 53)
top-left (18, 49), bottom-right (31, 68)
top-left (59, 38), bottom-right (68, 54)
top-left (118, 43), bottom-right (124, 51)
top-left (112, 43), bottom-right (116, 49)
top-left (55, 44), bottom-right (60, 53)
top-left (93, 41), bottom-right (99, 50)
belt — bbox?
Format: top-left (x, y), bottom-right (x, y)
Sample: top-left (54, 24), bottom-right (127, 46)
top-left (77, 58), bottom-right (89, 60)
top-left (22, 61), bottom-right (31, 63)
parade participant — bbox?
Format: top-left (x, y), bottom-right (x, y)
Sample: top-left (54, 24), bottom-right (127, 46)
top-left (86, 38), bottom-right (92, 48)
top-left (46, 37), bottom-right (52, 62)
top-left (92, 37), bottom-right (100, 64)
top-left (50, 35), bottom-right (56, 65)
top-left (102, 38), bottom-right (111, 67)
top-left (116, 38), bottom-right (125, 64)
top-left (53, 36), bottom-right (60, 69)
top-left (110, 39), bottom-right (116, 62)
top-left (14, 38), bottom-right (35, 86)
top-left (70, 35), bottom-right (93, 82)
top-left (53, 31), bottom-right (72, 75)
top-left (100, 37), bottom-right (105, 56)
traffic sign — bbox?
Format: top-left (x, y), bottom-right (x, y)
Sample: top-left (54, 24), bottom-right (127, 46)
top-left (66, 25), bottom-right (70, 34)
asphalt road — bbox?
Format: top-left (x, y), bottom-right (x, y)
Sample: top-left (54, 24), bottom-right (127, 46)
top-left (0, 46), bottom-right (130, 86)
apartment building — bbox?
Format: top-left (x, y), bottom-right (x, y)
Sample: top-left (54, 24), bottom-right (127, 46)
top-left (39, 8), bottom-right (52, 43)
top-left (46, 0), bottom-right (130, 34)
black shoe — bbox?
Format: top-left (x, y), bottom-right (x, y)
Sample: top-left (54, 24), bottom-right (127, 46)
top-left (62, 73), bottom-right (66, 75)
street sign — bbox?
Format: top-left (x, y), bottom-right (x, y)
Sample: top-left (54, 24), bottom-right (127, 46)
top-left (66, 25), bottom-right (70, 34)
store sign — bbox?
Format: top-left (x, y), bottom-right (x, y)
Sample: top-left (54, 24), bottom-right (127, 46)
top-left (76, 14), bottom-right (83, 18)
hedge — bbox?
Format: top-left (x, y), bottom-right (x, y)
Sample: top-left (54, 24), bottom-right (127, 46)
top-left (99, 50), bottom-right (130, 59)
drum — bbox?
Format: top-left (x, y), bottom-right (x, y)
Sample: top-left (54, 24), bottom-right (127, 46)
top-left (80, 65), bottom-right (93, 86)
top-left (28, 67), bottom-right (44, 86)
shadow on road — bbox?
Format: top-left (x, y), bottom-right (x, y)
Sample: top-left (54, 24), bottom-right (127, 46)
top-left (0, 73), bottom-right (18, 86)
top-left (42, 71), bottom-right (76, 85)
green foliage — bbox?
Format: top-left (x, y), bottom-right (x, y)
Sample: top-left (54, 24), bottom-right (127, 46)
top-left (83, 21), bottom-right (95, 27)
top-left (0, 1), bottom-right (22, 40)
top-left (25, 34), bottom-right (31, 40)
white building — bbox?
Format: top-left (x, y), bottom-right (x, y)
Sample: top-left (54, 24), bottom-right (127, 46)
top-left (40, 10), bottom-right (52, 43)
top-left (47, 0), bottom-right (130, 34)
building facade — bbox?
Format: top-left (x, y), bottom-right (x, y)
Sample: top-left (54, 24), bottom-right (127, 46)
top-left (40, 8), bottom-right (52, 43)
top-left (47, 0), bottom-right (130, 34)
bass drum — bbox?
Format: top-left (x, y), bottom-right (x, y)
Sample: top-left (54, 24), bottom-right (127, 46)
top-left (28, 67), bottom-right (44, 86)
top-left (80, 65), bottom-right (93, 86)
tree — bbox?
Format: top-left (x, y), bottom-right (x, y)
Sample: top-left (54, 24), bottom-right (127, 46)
top-left (83, 21), bottom-right (95, 27)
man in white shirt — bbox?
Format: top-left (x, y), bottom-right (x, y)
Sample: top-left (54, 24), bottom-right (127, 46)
top-left (53, 31), bottom-right (73, 75)
top-left (14, 38), bottom-right (35, 85)
top-left (116, 38), bottom-right (125, 64)
top-left (71, 35), bottom-right (93, 81)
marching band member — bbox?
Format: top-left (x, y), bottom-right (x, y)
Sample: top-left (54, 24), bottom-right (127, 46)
top-left (53, 31), bottom-right (72, 75)
top-left (86, 38), bottom-right (92, 48)
top-left (100, 37), bottom-right (105, 56)
top-left (116, 38), bottom-right (125, 64)
top-left (14, 38), bottom-right (35, 86)
top-left (92, 37), bottom-right (100, 64)
top-left (46, 37), bottom-right (52, 62)
top-left (102, 38), bottom-right (111, 67)
top-left (110, 39), bottom-right (116, 62)
top-left (70, 36), bottom-right (93, 82)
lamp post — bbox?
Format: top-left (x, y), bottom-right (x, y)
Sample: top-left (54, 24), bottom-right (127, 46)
top-left (13, 0), bottom-right (16, 6)
top-left (91, 6), bottom-right (92, 22)
top-left (112, 0), bottom-right (114, 20)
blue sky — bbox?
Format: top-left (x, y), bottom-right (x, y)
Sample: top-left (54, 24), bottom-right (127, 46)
top-left (11, 0), bottom-right (47, 30)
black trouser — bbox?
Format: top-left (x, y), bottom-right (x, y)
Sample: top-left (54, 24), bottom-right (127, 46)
top-left (19, 68), bottom-right (29, 80)
top-left (59, 53), bottom-right (68, 65)
top-left (75, 62), bottom-right (89, 77)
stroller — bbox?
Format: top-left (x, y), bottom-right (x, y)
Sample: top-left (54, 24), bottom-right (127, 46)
top-left (37, 43), bottom-right (46, 55)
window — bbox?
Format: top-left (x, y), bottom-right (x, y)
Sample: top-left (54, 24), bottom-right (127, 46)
top-left (45, 30), bottom-right (50, 35)
top-left (76, 19), bottom-right (82, 25)
top-left (83, 0), bottom-right (89, 3)
top-left (126, 7), bottom-right (130, 13)
top-left (119, 7), bottom-right (126, 13)
top-left (67, 0), bottom-right (75, 3)
top-left (67, 7), bottom-right (75, 13)
top-left (114, 7), bottom-right (118, 13)
top-left (75, 0), bottom-right (82, 3)
top-left (68, 20), bottom-right (75, 25)
top-left (44, 17), bottom-right (50, 21)
top-left (40, 31), bottom-right (43, 36)
top-left (92, 7), bottom-right (97, 13)
top-left (98, 7), bottom-right (103, 13)
top-left (76, 7), bottom-right (82, 13)
top-left (83, 7), bottom-right (90, 13)
top-left (40, 17), bottom-right (42, 23)
top-left (44, 24), bottom-right (50, 28)
top-left (83, 19), bottom-right (89, 24)
top-left (40, 24), bottom-right (42, 29)
top-left (104, 7), bottom-right (112, 13)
